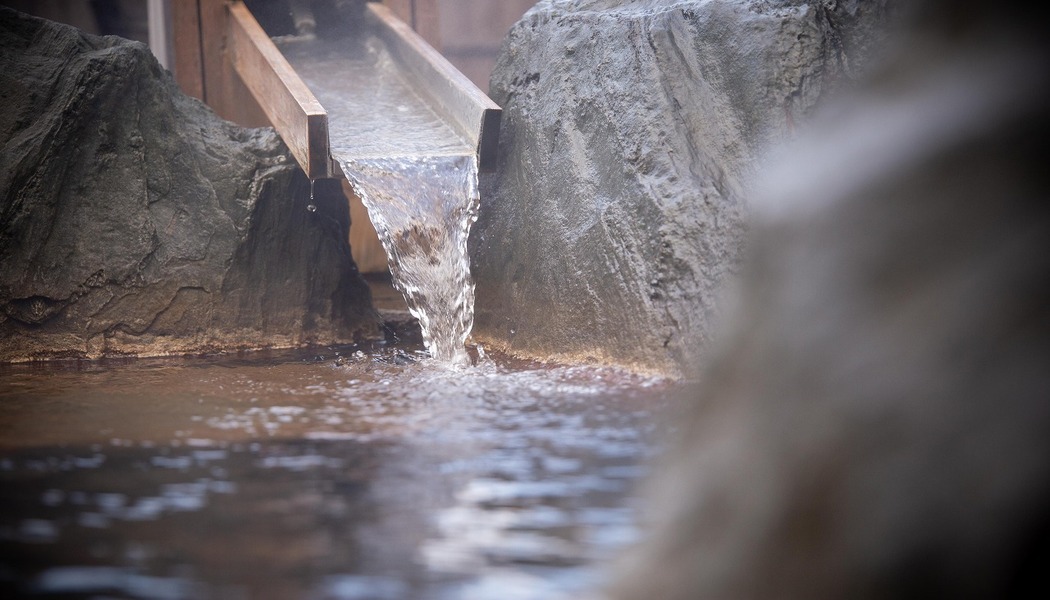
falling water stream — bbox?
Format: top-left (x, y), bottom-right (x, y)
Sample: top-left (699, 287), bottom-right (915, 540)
top-left (342, 155), bottom-right (478, 364)
top-left (278, 35), bottom-right (481, 365)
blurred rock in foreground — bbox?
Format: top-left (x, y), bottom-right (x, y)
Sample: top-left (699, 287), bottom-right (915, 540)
top-left (613, 2), bottom-right (1050, 598)
top-left (0, 8), bottom-right (377, 362)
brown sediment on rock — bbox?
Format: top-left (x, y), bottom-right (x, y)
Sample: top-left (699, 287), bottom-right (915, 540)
top-left (0, 7), bottom-right (378, 362)
top-left (468, 332), bottom-right (676, 380)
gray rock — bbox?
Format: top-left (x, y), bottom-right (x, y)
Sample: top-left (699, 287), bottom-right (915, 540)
top-left (471, 0), bottom-right (891, 375)
top-left (612, 8), bottom-right (1050, 599)
top-left (0, 7), bottom-right (377, 362)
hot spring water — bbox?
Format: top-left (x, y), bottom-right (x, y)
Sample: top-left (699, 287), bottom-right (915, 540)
top-left (0, 346), bottom-right (676, 598)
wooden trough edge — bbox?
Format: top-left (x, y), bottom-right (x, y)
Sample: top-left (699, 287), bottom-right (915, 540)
top-left (365, 2), bottom-right (502, 172)
top-left (226, 1), bottom-right (332, 179)
top-left (226, 1), bottom-right (501, 177)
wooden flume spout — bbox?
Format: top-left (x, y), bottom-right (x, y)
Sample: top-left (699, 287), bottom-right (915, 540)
top-left (223, 0), bottom-right (501, 180)
top-left (226, 1), bottom-right (332, 179)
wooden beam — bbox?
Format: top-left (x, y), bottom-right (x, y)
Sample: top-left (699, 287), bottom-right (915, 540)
top-left (412, 0), bottom-right (442, 52)
top-left (383, 0), bottom-right (441, 51)
top-left (171, 0), bottom-right (204, 100)
top-left (226, 1), bottom-right (332, 179)
top-left (198, 0), bottom-right (226, 111)
top-left (382, 0), bottom-right (412, 26)
top-left (342, 180), bottom-right (390, 274)
top-left (367, 2), bottom-right (501, 171)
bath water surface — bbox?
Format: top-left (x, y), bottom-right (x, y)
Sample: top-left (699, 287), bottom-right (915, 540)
top-left (0, 345), bottom-right (678, 599)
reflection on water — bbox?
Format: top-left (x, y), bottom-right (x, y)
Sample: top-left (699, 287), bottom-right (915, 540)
top-left (0, 345), bottom-right (677, 599)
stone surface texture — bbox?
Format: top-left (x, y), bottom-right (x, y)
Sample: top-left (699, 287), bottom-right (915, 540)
top-left (611, 9), bottom-right (1050, 599)
top-left (471, 0), bottom-right (891, 374)
top-left (0, 8), bottom-right (376, 362)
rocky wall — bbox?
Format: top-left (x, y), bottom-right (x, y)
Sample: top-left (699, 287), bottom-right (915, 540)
top-left (471, 0), bottom-right (891, 374)
top-left (0, 7), bottom-right (377, 362)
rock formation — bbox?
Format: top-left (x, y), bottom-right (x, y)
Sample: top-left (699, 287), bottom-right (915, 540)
top-left (471, 0), bottom-right (892, 375)
top-left (612, 3), bottom-right (1050, 597)
top-left (0, 7), bottom-right (377, 362)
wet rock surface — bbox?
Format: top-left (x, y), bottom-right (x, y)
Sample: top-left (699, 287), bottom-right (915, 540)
top-left (0, 8), bottom-right (376, 362)
top-left (471, 0), bottom-right (891, 374)
top-left (612, 7), bottom-right (1050, 599)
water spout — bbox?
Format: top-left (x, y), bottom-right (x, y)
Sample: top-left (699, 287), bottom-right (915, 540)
top-left (343, 154), bottom-right (480, 365)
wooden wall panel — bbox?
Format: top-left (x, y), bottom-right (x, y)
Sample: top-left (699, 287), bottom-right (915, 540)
top-left (435, 0), bottom-right (536, 92)
top-left (176, 0), bottom-right (266, 127)
top-left (171, 0), bottom-right (204, 100)
top-left (383, 0), bottom-right (440, 49)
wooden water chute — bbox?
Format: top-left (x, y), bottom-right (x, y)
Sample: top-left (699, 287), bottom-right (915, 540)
top-left (224, 0), bottom-right (501, 178)
top-left (173, 0), bottom-right (501, 272)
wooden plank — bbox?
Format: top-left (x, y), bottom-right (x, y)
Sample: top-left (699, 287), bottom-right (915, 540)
top-left (198, 0), bottom-right (225, 110)
top-left (367, 2), bottom-right (501, 171)
top-left (437, 0), bottom-right (534, 47)
top-left (223, 64), bottom-right (273, 128)
top-left (342, 179), bottom-right (389, 274)
top-left (383, 1), bottom-right (441, 53)
top-left (382, 0), bottom-right (412, 25)
top-left (413, 0), bottom-right (442, 52)
top-left (171, 0), bottom-right (204, 100)
top-left (193, 0), bottom-right (266, 128)
top-left (226, 1), bottom-right (332, 178)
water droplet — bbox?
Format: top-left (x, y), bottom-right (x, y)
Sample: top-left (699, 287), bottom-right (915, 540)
top-left (307, 204), bottom-right (317, 213)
